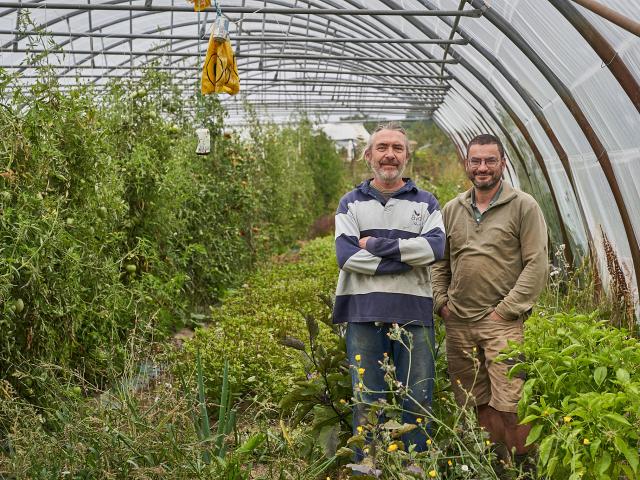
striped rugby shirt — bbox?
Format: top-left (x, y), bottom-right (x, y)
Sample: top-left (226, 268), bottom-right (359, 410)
top-left (332, 179), bottom-right (446, 326)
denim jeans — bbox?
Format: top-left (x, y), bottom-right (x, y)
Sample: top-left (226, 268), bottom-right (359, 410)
top-left (346, 322), bottom-right (436, 456)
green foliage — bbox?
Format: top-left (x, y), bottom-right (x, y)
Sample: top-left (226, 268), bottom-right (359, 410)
top-left (279, 307), bottom-right (352, 459)
top-left (500, 310), bottom-right (640, 479)
top-left (0, 347), bottom-right (265, 479)
top-left (181, 236), bottom-right (339, 400)
top-left (0, 67), bottom-right (344, 404)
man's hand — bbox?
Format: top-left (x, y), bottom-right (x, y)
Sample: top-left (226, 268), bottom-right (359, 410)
top-left (359, 236), bottom-right (372, 249)
top-left (440, 304), bottom-right (453, 322)
top-left (487, 309), bottom-right (505, 322)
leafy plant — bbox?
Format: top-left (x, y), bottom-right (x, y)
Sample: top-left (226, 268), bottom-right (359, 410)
top-left (501, 310), bottom-right (640, 479)
top-left (279, 304), bottom-right (352, 459)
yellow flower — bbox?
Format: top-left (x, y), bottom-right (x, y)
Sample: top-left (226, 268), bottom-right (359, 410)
top-left (472, 346), bottom-right (477, 353)
top-left (583, 438), bottom-right (590, 445)
top-left (364, 447), bottom-right (369, 454)
top-left (563, 416), bottom-right (572, 423)
top-left (387, 443), bottom-right (398, 452)
top-left (355, 354), bottom-right (361, 362)
top-left (339, 399), bottom-right (347, 405)
top-left (426, 439), bottom-right (432, 446)
top-left (357, 425), bottom-right (364, 434)
top-left (485, 440), bottom-right (491, 446)
top-left (429, 470), bottom-right (437, 478)
top-left (416, 417), bottom-right (423, 424)
top-left (358, 367), bottom-right (365, 375)
top-left (358, 381), bottom-right (364, 389)
top-left (448, 460), bottom-right (453, 466)
top-left (542, 409), bottom-right (549, 416)
top-left (455, 378), bottom-right (462, 385)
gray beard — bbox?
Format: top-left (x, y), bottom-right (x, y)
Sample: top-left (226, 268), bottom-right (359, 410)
top-left (372, 163), bottom-right (406, 184)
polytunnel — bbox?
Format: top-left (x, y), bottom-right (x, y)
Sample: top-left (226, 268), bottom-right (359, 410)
top-left (1, 0), bottom-right (639, 319)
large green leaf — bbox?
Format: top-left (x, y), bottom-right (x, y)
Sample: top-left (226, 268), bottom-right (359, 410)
top-left (311, 404), bottom-right (339, 430)
top-left (538, 435), bottom-right (554, 467)
top-left (616, 368), bottom-right (630, 384)
top-left (614, 436), bottom-right (639, 473)
top-left (525, 424), bottom-right (544, 446)
top-left (604, 412), bottom-right (631, 426)
top-left (596, 451), bottom-right (612, 475)
top-left (318, 423), bottom-right (340, 458)
top-left (593, 366), bottom-right (607, 387)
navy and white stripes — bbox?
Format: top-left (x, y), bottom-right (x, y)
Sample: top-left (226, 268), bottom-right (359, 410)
top-left (332, 179), bottom-right (446, 326)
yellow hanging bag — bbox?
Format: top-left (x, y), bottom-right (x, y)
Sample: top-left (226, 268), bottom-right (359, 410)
top-left (201, 17), bottom-right (240, 96)
top-left (186, 0), bottom-right (211, 12)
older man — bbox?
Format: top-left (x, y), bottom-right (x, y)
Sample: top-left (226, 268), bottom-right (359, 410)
top-left (332, 123), bottom-right (445, 453)
top-left (431, 134), bottom-right (548, 465)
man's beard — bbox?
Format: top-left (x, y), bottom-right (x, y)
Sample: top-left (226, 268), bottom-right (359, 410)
top-left (373, 162), bottom-right (406, 183)
top-left (468, 171), bottom-right (500, 190)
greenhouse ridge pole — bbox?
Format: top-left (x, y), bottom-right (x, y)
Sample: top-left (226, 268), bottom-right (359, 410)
top-left (0, 30), bottom-right (469, 44)
top-left (4, 48), bottom-right (459, 64)
top-left (0, 63), bottom-right (452, 80)
top-left (0, 2), bottom-right (483, 16)
top-left (569, 0), bottom-right (640, 36)
top-left (468, 0), bottom-right (640, 300)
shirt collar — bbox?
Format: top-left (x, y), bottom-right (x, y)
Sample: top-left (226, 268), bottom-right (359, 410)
top-left (360, 178), bottom-right (417, 196)
top-left (471, 181), bottom-right (503, 208)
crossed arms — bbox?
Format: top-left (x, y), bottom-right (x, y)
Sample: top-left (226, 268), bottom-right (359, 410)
top-left (335, 206), bottom-right (446, 276)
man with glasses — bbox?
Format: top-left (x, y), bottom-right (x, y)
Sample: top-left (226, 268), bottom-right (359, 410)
top-left (431, 134), bottom-right (548, 470)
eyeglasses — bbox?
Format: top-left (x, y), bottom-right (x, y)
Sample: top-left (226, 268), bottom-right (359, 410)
top-left (468, 158), bottom-right (500, 167)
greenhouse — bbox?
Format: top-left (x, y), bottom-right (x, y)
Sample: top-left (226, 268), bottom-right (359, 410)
top-left (1, 1), bottom-right (639, 478)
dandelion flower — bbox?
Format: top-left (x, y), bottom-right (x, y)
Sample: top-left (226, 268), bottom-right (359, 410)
top-left (583, 438), bottom-right (590, 445)
top-left (542, 410), bottom-right (549, 416)
top-left (485, 440), bottom-right (491, 446)
top-left (387, 443), bottom-right (398, 452)
top-left (448, 460), bottom-right (453, 466)
top-left (426, 439), bottom-right (432, 446)
top-left (358, 367), bottom-right (365, 375)
top-left (355, 354), bottom-right (361, 362)
top-left (357, 425), bottom-right (364, 434)
top-left (358, 381), bottom-right (364, 389)
top-left (429, 470), bottom-right (437, 478)
top-left (416, 417), bottom-right (423, 424)
top-left (364, 447), bottom-right (369, 454)
top-left (563, 416), bottom-right (572, 423)
top-left (339, 399), bottom-right (347, 405)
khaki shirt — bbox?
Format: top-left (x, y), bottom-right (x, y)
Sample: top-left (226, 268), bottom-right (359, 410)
top-left (431, 182), bottom-right (548, 322)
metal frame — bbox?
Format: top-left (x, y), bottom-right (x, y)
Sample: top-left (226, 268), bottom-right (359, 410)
top-left (1, 0), bottom-right (639, 310)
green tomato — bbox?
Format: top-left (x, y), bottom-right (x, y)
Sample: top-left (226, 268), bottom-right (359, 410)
top-left (97, 206), bottom-right (108, 218)
top-left (66, 217), bottom-right (75, 226)
top-left (125, 264), bottom-right (137, 273)
top-left (14, 298), bottom-right (24, 313)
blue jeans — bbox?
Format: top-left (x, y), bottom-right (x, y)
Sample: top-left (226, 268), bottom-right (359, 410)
top-left (346, 322), bottom-right (436, 455)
